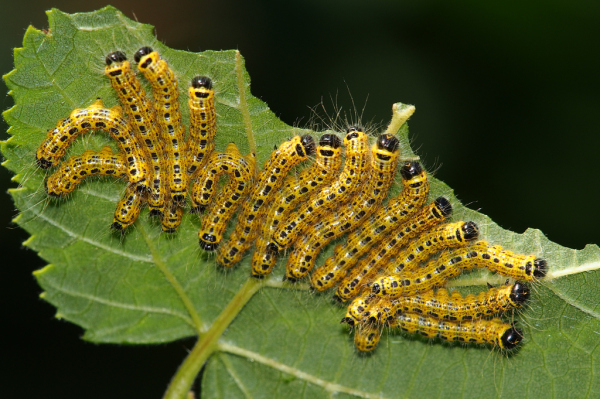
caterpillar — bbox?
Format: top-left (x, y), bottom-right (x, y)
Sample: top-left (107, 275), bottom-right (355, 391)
top-left (371, 241), bottom-right (548, 299)
top-left (161, 199), bottom-right (184, 233)
top-left (285, 133), bottom-right (400, 281)
top-left (382, 220), bottom-right (479, 276)
top-left (135, 47), bottom-right (188, 204)
top-left (251, 133), bottom-right (343, 278)
top-left (334, 197), bottom-right (452, 302)
top-left (190, 144), bottom-right (253, 212)
top-left (111, 183), bottom-right (147, 231)
top-left (354, 322), bottom-right (384, 352)
top-left (388, 313), bottom-right (523, 350)
top-left (105, 51), bottom-right (166, 214)
top-left (194, 143), bottom-right (256, 250)
top-left (187, 76), bottom-right (216, 176)
top-left (362, 282), bottom-right (530, 325)
top-left (45, 146), bottom-right (128, 197)
top-left (35, 99), bottom-right (148, 186)
top-left (270, 127), bottom-right (370, 252)
top-left (311, 162), bottom-right (429, 292)
top-left (217, 135), bottom-right (316, 267)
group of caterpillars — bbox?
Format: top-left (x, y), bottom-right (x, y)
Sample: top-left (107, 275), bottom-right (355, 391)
top-left (35, 47), bottom-right (548, 353)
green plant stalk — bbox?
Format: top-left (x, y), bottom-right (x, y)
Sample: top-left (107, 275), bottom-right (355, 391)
top-left (163, 277), bottom-right (264, 399)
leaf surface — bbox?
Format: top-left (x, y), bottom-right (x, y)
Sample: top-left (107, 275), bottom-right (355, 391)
top-left (3, 7), bottom-right (600, 398)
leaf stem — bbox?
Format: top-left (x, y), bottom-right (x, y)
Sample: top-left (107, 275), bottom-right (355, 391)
top-left (384, 103), bottom-right (415, 136)
top-left (163, 277), bottom-right (264, 399)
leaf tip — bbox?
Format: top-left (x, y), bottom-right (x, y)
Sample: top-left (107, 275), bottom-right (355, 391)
top-left (33, 264), bottom-right (54, 278)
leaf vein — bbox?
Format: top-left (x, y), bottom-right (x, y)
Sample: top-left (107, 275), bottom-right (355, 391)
top-left (33, 209), bottom-right (154, 263)
top-left (42, 278), bottom-right (195, 326)
top-left (219, 342), bottom-right (389, 399)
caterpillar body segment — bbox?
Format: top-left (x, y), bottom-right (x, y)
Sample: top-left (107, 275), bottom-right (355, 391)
top-left (196, 144), bottom-right (256, 250)
top-left (251, 134), bottom-right (343, 278)
top-left (35, 99), bottom-right (148, 186)
top-left (135, 47), bottom-right (188, 204)
top-left (354, 322), bottom-right (384, 352)
top-left (388, 313), bottom-right (523, 350)
top-left (334, 197), bottom-right (452, 302)
top-left (111, 183), bottom-right (147, 231)
top-left (311, 162), bottom-right (429, 291)
top-left (187, 76), bottom-right (217, 176)
top-left (271, 127), bottom-right (370, 251)
top-left (45, 147), bottom-right (128, 197)
top-left (285, 133), bottom-right (401, 281)
top-left (383, 220), bottom-right (479, 276)
top-left (341, 290), bottom-right (377, 328)
top-left (363, 282), bottom-right (530, 324)
top-left (105, 51), bottom-right (166, 214)
top-left (161, 199), bottom-right (184, 233)
top-left (217, 135), bottom-right (316, 267)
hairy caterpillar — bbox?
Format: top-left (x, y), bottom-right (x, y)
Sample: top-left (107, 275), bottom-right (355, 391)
top-left (134, 47), bottom-right (188, 204)
top-left (45, 146), bottom-right (128, 197)
top-left (251, 134), bottom-right (343, 278)
top-left (187, 76), bottom-right (216, 176)
top-left (311, 162), bottom-right (429, 291)
top-left (285, 133), bottom-right (400, 281)
top-left (217, 135), bottom-right (316, 267)
top-left (35, 99), bottom-right (147, 186)
top-left (388, 313), bottom-right (523, 350)
top-left (194, 143), bottom-right (256, 250)
top-left (111, 183), bottom-right (147, 231)
top-left (105, 51), bottom-right (166, 214)
top-left (371, 241), bottom-right (548, 299)
top-left (334, 197), bottom-right (452, 302)
top-left (270, 127), bottom-right (370, 251)
top-left (362, 282), bottom-right (530, 325)
top-left (354, 322), bottom-right (384, 352)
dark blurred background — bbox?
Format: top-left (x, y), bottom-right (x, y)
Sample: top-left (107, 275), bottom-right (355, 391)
top-left (1, 1), bottom-right (599, 397)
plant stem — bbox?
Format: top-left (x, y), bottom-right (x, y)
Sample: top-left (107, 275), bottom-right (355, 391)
top-left (162, 277), bottom-right (264, 399)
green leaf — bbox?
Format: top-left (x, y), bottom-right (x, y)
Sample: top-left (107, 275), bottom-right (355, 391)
top-left (3, 6), bottom-right (600, 399)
